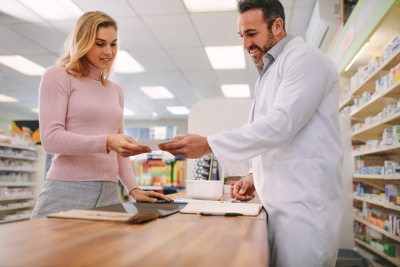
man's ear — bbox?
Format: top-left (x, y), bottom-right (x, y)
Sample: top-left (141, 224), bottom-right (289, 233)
top-left (272, 18), bottom-right (284, 36)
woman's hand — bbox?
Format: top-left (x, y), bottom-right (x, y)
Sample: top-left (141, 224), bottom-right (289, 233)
top-left (130, 188), bottom-right (174, 203)
top-left (107, 134), bottom-right (151, 157)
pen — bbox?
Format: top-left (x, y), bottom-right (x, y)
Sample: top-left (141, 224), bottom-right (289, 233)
top-left (199, 213), bottom-right (243, 217)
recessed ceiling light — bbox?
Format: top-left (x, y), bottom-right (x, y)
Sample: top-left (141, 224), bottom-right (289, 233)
top-left (205, 46), bottom-right (246, 70)
top-left (152, 112), bottom-right (158, 117)
top-left (0, 94), bottom-right (19, 102)
top-left (0, 55), bottom-right (46, 76)
top-left (0, 1), bottom-right (42, 22)
top-left (183, 0), bottom-right (237, 12)
top-left (30, 108), bottom-right (39, 113)
top-left (124, 108), bottom-right (135, 116)
top-left (114, 50), bottom-right (145, 74)
top-left (221, 84), bottom-right (251, 98)
top-left (166, 106), bottom-right (190, 115)
top-left (140, 86), bottom-right (175, 99)
top-left (19, 0), bottom-right (83, 21)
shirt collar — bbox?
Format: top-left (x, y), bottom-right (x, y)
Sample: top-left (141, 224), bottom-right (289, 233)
top-left (262, 34), bottom-right (293, 65)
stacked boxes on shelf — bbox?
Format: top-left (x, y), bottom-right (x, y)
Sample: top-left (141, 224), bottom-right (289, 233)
top-left (0, 187), bottom-right (32, 199)
top-left (352, 125), bottom-right (400, 152)
top-left (135, 158), bottom-right (186, 187)
top-left (355, 156), bottom-right (385, 175)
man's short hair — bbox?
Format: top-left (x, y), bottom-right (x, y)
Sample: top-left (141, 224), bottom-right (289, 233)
top-left (238, 0), bottom-right (286, 32)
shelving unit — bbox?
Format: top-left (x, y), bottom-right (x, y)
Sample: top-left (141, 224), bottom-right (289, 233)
top-left (0, 196), bottom-right (34, 201)
top-left (0, 182), bottom-right (36, 186)
top-left (0, 167), bottom-right (36, 172)
top-left (0, 155), bottom-right (37, 161)
top-left (354, 196), bottom-right (400, 211)
top-left (354, 238), bottom-right (400, 264)
top-left (0, 205), bottom-right (34, 212)
top-left (354, 216), bottom-right (400, 243)
top-left (0, 143), bottom-right (39, 224)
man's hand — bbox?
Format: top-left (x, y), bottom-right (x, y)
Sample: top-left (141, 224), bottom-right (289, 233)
top-left (158, 134), bottom-right (212, 158)
top-left (130, 189), bottom-right (174, 203)
top-left (234, 173), bottom-right (256, 201)
top-left (107, 134), bottom-right (151, 157)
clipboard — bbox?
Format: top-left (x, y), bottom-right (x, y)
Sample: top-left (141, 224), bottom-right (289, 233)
top-left (180, 201), bottom-right (262, 216)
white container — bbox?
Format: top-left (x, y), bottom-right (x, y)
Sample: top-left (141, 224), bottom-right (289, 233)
top-left (185, 180), bottom-right (224, 200)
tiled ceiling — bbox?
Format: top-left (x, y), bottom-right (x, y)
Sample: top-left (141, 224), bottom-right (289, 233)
top-left (0, 0), bottom-right (316, 121)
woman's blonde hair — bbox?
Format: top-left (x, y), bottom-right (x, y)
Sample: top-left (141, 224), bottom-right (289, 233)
top-left (57, 11), bottom-right (117, 85)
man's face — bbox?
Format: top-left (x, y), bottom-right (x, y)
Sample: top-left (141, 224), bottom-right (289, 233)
top-left (238, 8), bottom-right (276, 66)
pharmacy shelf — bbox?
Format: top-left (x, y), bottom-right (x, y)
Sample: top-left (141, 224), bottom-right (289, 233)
top-left (353, 143), bottom-right (400, 157)
top-left (0, 182), bottom-right (35, 186)
top-left (352, 112), bottom-right (400, 142)
top-left (0, 167), bottom-right (36, 172)
top-left (355, 238), bottom-right (400, 266)
top-left (353, 174), bottom-right (400, 180)
top-left (0, 217), bottom-right (30, 224)
top-left (339, 98), bottom-right (354, 110)
top-left (0, 196), bottom-right (34, 202)
top-left (351, 48), bottom-right (400, 97)
top-left (0, 205), bottom-right (34, 212)
top-left (352, 121), bottom-right (392, 142)
top-left (0, 154), bottom-right (37, 161)
top-left (353, 196), bottom-right (385, 207)
top-left (139, 186), bottom-right (185, 190)
top-left (350, 80), bottom-right (400, 119)
top-left (354, 238), bottom-right (388, 260)
top-left (354, 216), bottom-right (400, 243)
top-left (353, 196), bottom-right (400, 211)
top-left (353, 174), bottom-right (384, 179)
top-left (0, 143), bottom-right (36, 151)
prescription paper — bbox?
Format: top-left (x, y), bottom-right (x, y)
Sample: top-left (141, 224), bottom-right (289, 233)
top-left (137, 138), bottom-right (178, 151)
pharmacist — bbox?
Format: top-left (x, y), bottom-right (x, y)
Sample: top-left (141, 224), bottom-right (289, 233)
top-left (159, 0), bottom-right (344, 266)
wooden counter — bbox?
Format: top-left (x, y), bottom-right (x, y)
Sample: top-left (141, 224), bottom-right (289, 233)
top-left (0, 192), bottom-right (269, 267)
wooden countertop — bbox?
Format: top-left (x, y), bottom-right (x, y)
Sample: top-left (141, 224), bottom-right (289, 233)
top-left (0, 192), bottom-right (269, 267)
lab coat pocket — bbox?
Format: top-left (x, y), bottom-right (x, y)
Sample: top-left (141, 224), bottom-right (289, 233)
top-left (274, 159), bottom-right (321, 203)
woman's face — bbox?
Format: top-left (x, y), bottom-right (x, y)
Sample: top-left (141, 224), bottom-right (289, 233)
top-left (85, 26), bottom-right (117, 70)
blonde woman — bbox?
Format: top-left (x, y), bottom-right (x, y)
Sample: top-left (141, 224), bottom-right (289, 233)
top-left (32, 12), bottom-right (173, 219)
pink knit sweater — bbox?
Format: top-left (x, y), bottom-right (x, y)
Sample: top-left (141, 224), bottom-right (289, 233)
top-left (39, 62), bottom-right (139, 192)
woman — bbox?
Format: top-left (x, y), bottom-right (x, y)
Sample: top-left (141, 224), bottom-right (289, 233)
top-left (32, 11), bottom-right (173, 219)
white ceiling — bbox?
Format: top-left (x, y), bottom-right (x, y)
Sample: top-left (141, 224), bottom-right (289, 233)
top-left (0, 0), bottom-right (316, 121)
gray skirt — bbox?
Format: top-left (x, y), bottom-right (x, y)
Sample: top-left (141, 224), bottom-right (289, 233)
top-left (31, 179), bottom-right (119, 219)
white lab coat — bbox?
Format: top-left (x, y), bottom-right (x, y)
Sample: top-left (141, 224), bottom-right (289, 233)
top-left (208, 37), bottom-right (343, 267)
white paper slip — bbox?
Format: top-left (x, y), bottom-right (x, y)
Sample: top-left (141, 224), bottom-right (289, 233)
top-left (137, 138), bottom-right (178, 151)
top-left (180, 201), bottom-right (262, 216)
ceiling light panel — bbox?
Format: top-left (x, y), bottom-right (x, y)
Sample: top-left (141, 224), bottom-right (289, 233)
top-left (124, 108), bottom-right (135, 116)
top-left (140, 86), bottom-right (175, 99)
top-left (205, 46), bottom-right (246, 70)
top-left (0, 94), bottom-right (19, 102)
top-left (221, 84), bottom-right (251, 98)
top-left (183, 0), bottom-right (237, 12)
top-left (114, 50), bottom-right (146, 74)
top-left (30, 108), bottom-right (39, 113)
top-left (0, 55), bottom-right (46, 76)
top-left (19, 0), bottom-right (83, 21)
top-left (0, 0), bottom-right (42, 23)
top-left (166, 106), bottom-right (190, 115)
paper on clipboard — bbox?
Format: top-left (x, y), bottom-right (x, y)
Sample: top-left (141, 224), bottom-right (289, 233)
top-left (137, 138), bottom-right (178, 151)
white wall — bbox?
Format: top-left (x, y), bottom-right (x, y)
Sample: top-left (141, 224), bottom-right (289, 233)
top-left (124, 119), bottom-right (188, 136)
top-left (187, 99), bottom-right (253, 180)
top-left (339, 115), bottom-right (354, 249)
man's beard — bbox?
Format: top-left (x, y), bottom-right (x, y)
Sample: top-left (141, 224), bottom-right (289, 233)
top-left (250, 31), bottom-right (276, 67)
